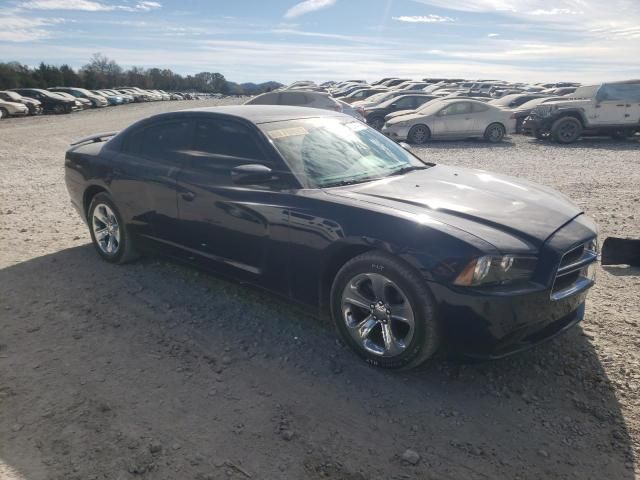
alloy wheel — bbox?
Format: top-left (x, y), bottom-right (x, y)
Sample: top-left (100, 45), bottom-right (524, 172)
top-left (559, 122), bottom-right (578, 142)
top-left (410, 126), bottom-right (428, 144)
top-left (341, 273), bottom-right (415, 357)
top-left (91, 203), bottom-right (121, 255)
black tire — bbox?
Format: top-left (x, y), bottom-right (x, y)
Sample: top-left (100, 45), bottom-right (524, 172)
top-left (484, 123), bottom-right (506, 143)
top-left (551, 116), bottom-right (582, 144)
top-left (87, 193), bottom-right (139, 264)
top-left (611, 128), bottom-right (633, 140)
top-left (53, 104), bottom-right (65, 114)
top-left (0, 107), bottom-right (8, 119)
top-left (368, 116), bottom-right (385, 130)
top-left (408, 124), bottom-right (430, 145)
top-left (330, 251), bottom-right (440, 369)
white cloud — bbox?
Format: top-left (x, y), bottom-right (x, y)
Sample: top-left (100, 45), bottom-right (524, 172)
top-left (284, 0), bottom-right (336, 19)
top-left (487, 33), bottom-right (499, 37)
top-left (0, 14), bottom-right (66, 41)
top-left (20, 0), bottom-right (161, 12)
top-left (21, 0), bottom-right (115, 11)
top-left (529, 8), bottom-right (579, 15)
top-left (392, 14), bottom-right (453, 23)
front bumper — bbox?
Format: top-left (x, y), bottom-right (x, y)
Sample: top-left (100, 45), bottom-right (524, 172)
top-left (431, 216), bottom-right (597, 359)
top-left (522, 114), bottom-right (553, 135)
top-left (381, 124), bottom-right (411, 140)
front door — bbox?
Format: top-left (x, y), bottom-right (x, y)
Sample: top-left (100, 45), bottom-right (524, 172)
top-left (432, 101), bottom-right (473, 137)
top-left (176, 117), bottom-right (293, 290)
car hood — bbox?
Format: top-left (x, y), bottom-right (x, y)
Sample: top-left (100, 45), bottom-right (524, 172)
top-left (384, 109), bottom-right (418, 120)
top-left (21, 97), bottom-right (41, 105)
top-left (325, 165), bottom-right (582, 249)
top-left (386, 112), bottom-right (426, 124)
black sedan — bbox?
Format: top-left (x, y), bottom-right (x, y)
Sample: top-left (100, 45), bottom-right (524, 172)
top-left (364, 94), bottom-right (435, 130)
top-left (10, 88), bottom-right (78, 114)
top-left (65, 106), bottom-right (598, 369)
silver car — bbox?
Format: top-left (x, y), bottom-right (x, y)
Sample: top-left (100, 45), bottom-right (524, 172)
top-left (382, 99), bottom-right (516, 144)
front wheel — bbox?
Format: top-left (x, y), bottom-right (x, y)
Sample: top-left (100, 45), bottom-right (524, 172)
top-left (484, 123), bottom-right (506, 143)
top-left (408, 124), bottom-right (430, 145)
top-left (330, 251), bottom-right (440, 369)
top-left (88, 193), bottom-right (139, 264)
top-left (551, 117), bottom-right (582, 144)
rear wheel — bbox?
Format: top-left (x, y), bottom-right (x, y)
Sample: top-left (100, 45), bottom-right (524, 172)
top-left (88, 193), bottom-right (138, 264)
top-left (0, 107), bottom-right (9, 119)
top-left (408, 124), bottom-right (430, 145)
top-left (53, 104), bottom-right (65, 114)
top-left (551, 117), bottom-right (582, 144)
top-left (331, 251), bottom-right (440, 369)
top-left (484, 123), bottom-right (505, 143)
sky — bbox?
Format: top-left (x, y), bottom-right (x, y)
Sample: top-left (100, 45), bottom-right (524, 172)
top-left (1, 0), bottom-right (639, 84)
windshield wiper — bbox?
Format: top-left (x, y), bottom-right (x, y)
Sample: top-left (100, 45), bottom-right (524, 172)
top-left (321, 177), bottom-right (384, 188)
top-left (387, 165), bottom-right (429, 177)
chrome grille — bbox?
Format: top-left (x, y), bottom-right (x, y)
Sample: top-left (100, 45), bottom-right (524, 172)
top-left (551, 238), bottom-right (597, 301)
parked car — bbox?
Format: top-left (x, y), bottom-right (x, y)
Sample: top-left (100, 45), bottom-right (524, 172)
top-left (338, 88), bottom-right (388, 104)
top-left (523, 82), bottom-right (640, 143)
top-left (511, 97), bottom-right (564, 133)
top-left (364, 94), bottom-right (436, 130)
top-left (0, 90), bottom-right (42, 115)
top-left (489, 94), bottom-right (547, 109)
top-left (336, 99), bottom-right (365, 121)
top-left (49, 91), bottom-right (90, 109)
top-left (353, 89), bottom-right (431, 109)
top-left (93, 90), bottom-right (125, 105)
top-left (65, 105), bottom-right (598, 369)
top-left (383, 98), bottom-right (515, 144)
top-left (244, 91), bottom-right (341, 111)
top-left (10, 88), bottom-right (79, 114)
top-left (0, 96), bottom-right (29, 118)
top-left (48, 87), bottom-right (108, 108)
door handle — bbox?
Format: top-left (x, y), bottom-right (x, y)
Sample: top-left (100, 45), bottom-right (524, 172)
top-left (616, 104), bottom-right (625, 107)
top-left (181, 191), bottom-right (196, 202)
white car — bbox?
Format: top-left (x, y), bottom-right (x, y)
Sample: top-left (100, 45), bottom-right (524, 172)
top-left (244, 91), bottom-right (341, 112)
top-left (382, 98), bottom-right (516, 144)
top-left (0, 97), bottom-right (29, 118)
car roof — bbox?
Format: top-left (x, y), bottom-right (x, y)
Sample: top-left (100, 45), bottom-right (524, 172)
top-left (180, 105), bottom-right (344, 124)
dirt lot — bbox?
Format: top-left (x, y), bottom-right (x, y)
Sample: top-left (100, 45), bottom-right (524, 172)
top-left (1, 100), bottom-right (639, 480)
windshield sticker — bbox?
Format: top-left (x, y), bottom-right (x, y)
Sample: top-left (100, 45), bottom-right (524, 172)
top-left (267, 127), bottom-right (308, 139)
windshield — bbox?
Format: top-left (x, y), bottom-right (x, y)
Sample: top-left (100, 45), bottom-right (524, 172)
top-left (261, 117), bottom-right (427, 188)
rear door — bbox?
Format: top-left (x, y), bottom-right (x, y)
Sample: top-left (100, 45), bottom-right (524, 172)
top-left (113, 118), bottom-right (192, 242)
top-left (175, 116), bottom-right (294, 289)
top-left (468, 102), bottom-right (491, 133)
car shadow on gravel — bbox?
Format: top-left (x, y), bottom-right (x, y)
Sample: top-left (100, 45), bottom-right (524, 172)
top-left (413, 139), bottom-right (516, 149)
top-left (527, 137), bottom-right (640, 151)
top-left (0, 246), bottom-right (635, 480)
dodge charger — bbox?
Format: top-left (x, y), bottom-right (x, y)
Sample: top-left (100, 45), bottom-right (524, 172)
top-left (65, 106), bottom-right (597, 369)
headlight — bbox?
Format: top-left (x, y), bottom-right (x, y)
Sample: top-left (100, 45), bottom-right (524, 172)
top-left (453, 255), bottom-right (537, 286)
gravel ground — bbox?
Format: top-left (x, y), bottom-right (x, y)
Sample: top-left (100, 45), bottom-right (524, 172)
top-left (0, 99), bottom-right (639, 480)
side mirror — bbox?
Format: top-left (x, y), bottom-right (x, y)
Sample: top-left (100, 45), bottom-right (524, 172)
top-left (390, 103), bottom-right (398, 108)
top-left (231, 164), bottom-right (273, 185)
top-left (398, 142), bottom-right (412, 151)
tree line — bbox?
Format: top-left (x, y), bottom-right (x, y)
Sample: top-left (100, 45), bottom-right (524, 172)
top-left (0, 53), bottom-right (280, 95)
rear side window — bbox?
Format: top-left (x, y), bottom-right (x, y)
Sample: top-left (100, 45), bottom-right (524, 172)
top-left (125, 120), bottom-right (192, 162)
top-left (279, 92), bottom-right (308, 106)
top-left (246, 92), bottom-right (278, 105)
top-left (597, 84), bottom-right (640, 102)
top-left (472, 102), bottom-right (489, 112)
top-left (193, 119), bottom-right (266, 161)
top-left (393, 96), bottom-right (415, 108)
